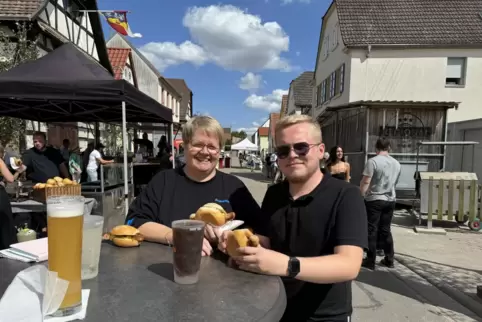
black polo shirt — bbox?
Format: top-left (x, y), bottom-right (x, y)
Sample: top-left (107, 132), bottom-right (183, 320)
top-left (261, 173), bottom-right (367, 321)
top-left (125, 168), bottom-right (265, 233)
top-left (22, 147), bottom-right (65, 183)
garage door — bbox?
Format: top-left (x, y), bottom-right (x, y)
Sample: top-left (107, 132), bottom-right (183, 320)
top-left (461, 129), bottom-right (482, 182)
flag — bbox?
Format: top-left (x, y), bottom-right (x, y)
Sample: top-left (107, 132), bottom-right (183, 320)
top-left (101, 11), bottom-right (142, 38)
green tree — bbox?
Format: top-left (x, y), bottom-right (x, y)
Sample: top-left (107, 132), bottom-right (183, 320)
top-left (0, 22), bottom-right (38, 148)
top-left (231, 130), bottom-right (247, 139)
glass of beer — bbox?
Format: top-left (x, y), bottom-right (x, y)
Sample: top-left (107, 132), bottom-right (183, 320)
top-left (47, 196), bottom-right (84, 317)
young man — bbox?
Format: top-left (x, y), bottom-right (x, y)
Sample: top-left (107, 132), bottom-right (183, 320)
top-left (360, 138), bottom-right (401, 270)
top-left (221, 115), bottom-right (367, 321)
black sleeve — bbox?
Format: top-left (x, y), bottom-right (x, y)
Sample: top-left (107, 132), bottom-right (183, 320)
top-left (229, 182), bottom-right (268, 236)
top-left (334, 185), bottom-right (368, 249)
top-left (49, 148), bottom-right (65, 166)
top-left (125, 173), bottom-right (164, 228)
top-left (22, 151), bottom-right (32, 168)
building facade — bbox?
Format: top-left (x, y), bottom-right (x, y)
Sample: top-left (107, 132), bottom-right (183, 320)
top-left (313, 0), bottom-right (482, 123)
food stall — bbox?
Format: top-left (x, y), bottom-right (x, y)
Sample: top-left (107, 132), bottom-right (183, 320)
top-left (0, 43), bottom-right (173, 232)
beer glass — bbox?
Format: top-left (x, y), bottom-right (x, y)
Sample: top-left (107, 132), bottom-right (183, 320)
top-left (47, 196), bottom-right (84, 317)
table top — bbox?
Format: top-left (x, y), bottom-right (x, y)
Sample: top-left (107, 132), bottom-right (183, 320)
top-left (0, 242), bottom-right (286, 322)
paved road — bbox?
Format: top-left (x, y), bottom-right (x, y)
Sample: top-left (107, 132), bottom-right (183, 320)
top-left (222, 167), bottom-right (481, 322)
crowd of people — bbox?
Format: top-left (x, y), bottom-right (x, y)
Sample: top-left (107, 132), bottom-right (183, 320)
top-left (125, 114), bottom-right (401, 321)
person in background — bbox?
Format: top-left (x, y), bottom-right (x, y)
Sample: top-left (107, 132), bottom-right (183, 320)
top-left (156, 135), bottom-right (168, 157)
top-left (60, 138), bottom-right (70, 162)
top-left (265, 153), bottom-right (272, 178)
top-left (125, 116), bottom-right (265, 257)
top-left (86, 143), bottom-right (114, 182)
top-left (327, 146), bottom-right (351, 182)
top-left (360, 138), bottom-right (401, 270)
top-left (81, 142), bottom-right (94, 182)
top-left (69, 150), bottom-right (82, 183)
top-left (135, 132), bottom-right (154, 156)
top-left (0, 146), bottom-right (26, 249)
top-left (320, 151), bottom-right (330, 174)
top-left (22, 132), bottom-right (69, 183)
top-left (219, 115), bottom-right (367, 322)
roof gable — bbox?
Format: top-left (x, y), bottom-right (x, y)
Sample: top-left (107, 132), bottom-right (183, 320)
top-left (280, 95), bottom-right (288, 117)
top-left (167, 78), bottom-right (192, 94)
top-left (107, 48), bottom-right (131, 80)
top-left (336, 0), bottom-right (482, 46)
top-left (291, 71), bottom-right (314, 106)
top-left (269, 113), bottom-right (280, 138)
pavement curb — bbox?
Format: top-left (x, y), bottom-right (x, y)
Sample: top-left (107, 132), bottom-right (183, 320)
top-left (396, 255), bottom-right (482, 319)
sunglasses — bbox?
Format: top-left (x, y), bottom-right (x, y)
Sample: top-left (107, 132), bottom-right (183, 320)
top-left (275, 142), bottom-right (320, 159)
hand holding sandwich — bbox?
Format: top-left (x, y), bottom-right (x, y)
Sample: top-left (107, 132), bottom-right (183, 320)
top-left (233, 246), bottom-right (289, 276)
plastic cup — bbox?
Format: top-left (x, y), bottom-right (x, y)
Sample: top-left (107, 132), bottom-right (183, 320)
top-left (81, 215), bottom-right (104, 280)
top-left (47, 195), bottom-right (84, 317)
top-left (172, 220), bottom-right (205, 285)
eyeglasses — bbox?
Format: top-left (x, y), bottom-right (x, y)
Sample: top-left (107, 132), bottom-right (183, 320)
top-left (275, 142), bottom-right (320, 159)
top-left (190, 143), bottom-right (220, 154)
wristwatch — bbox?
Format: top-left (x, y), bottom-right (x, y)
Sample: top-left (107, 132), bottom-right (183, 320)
top-left (287, 257), bottom-right (300, 278)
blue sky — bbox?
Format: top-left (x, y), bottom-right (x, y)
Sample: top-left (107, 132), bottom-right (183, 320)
top-left (98, 0), bottom-right (330, 133)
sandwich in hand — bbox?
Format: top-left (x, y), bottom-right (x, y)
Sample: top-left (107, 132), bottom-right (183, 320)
top-left (13, 157), bottom-right (22, 167)
top-left (226, 229), bottom-right (260, 257)
top-left (103, 225), bottom-right (144, 247)
top-left (189, 203), bottom-right (235, 226)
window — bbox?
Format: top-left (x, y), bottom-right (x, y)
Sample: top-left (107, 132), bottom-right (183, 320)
top-left (321, 80), bottom-right (327, 104)
top-left (339, 63), bottom-right (345, 93)
top-left (329, 72), bottom-right (336, 98)
top-left (322, 36), bottom-right (330, 59)
top-left (331, 23), bottom-right (339, 51)
top-left (324, 77), bottom-right (330, 102)
top-left (446, 57), bottom-right (466, 86)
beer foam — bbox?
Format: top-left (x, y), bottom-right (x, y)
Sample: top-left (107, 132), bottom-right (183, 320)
top-left (47, 208), bottom-right (83, 218)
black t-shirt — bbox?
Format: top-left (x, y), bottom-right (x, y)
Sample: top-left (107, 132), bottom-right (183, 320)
top-left (22, 147), bottom-right (65, 183)
top-left (126, 168), bottom-right (266, 233)
top-left (261, 173), bottom-right (368, 321)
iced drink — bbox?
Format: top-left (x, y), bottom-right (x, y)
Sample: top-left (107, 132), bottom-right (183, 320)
top-left (172, 220), bottom-right (205, 284)
top-left (81, 215), bottom-right (104, 280)
top-left (47, 196), bottom-right (84, 317)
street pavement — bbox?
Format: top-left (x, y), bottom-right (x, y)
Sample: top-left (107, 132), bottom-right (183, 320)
top-left (221, 165), bottom-right (482, 322)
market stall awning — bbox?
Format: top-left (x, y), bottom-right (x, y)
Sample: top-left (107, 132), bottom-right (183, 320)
top-left (0, 43), bottom-right (172, 123)
top-left (231, 138), bottom-right (259, 151)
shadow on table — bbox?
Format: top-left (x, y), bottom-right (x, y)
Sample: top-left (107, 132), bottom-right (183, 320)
top-left (148, 263), bottom-right (174, 282)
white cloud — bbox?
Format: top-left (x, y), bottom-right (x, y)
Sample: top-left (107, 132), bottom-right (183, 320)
top-left (252, 121), bottom-right (260, 127)
top-left (244, 89), bottom-right (288, 112)
top-left (139, 5), bottom-right (292, 72)
top-left (239, 73), bottom-right (263, 91)
top-left (295, 51), bottom-right (301, 56)
top-left (281, 0), bottom-right (311, 4)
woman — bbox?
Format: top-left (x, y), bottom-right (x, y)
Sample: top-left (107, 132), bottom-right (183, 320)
top-left (0, 147), bottom-right (25, 249)
top-left (86, 143), bottom-right (114, 182)
top-left (327, 146), bottom-right (351, 182)
top-left (125, 116), bottom-right (265, 257)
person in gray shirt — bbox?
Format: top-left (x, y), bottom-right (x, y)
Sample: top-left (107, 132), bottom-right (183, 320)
top-left (360, 138), bottom-right (401, 270)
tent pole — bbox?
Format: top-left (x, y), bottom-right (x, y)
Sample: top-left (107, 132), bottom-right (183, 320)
top-left (122, 101), bottom-right (129, 216)
top-left (171, 122), bottom-right (175, 169)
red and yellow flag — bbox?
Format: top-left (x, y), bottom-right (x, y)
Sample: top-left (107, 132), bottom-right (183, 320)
top-left (102, 11), bottom-right (142, 38)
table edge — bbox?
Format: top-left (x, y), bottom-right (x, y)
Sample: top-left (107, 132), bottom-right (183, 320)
top-left (257, 277), bottom-right (286, 322)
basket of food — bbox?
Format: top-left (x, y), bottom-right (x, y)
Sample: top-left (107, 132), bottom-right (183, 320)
top-left (32, 177), bottom-right (81, 202)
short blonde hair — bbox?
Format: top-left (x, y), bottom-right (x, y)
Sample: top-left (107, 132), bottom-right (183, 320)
top-left (275, 114), bottom-right (322, 143)
top-left (182, 115), bottom-right (224, 148)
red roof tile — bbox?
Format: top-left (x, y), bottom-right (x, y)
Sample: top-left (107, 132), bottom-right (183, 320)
top-left (258, 127), bottom-right (269, 136)
top-left (0, 0), bottom-right (44, 19)
top-left (107, 47), bottom-right (131, 80)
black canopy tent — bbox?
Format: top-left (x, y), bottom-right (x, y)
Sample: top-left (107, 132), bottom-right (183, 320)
top-left (0, 43), bottom-right (172, 123)
top-left (0, 43), bottom-right (173, 213)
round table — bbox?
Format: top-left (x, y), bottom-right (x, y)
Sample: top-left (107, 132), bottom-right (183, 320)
top-left (0, 242), bottom-right (286, 321)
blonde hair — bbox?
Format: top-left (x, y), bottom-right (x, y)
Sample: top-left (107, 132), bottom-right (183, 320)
top-left (275, 114), bottom-right (322, 143)
top-left (182, 115), bottom-right (224, 148)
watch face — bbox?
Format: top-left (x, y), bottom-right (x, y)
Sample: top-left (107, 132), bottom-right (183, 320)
top-left (289, 257), bottom-right (300, 276)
